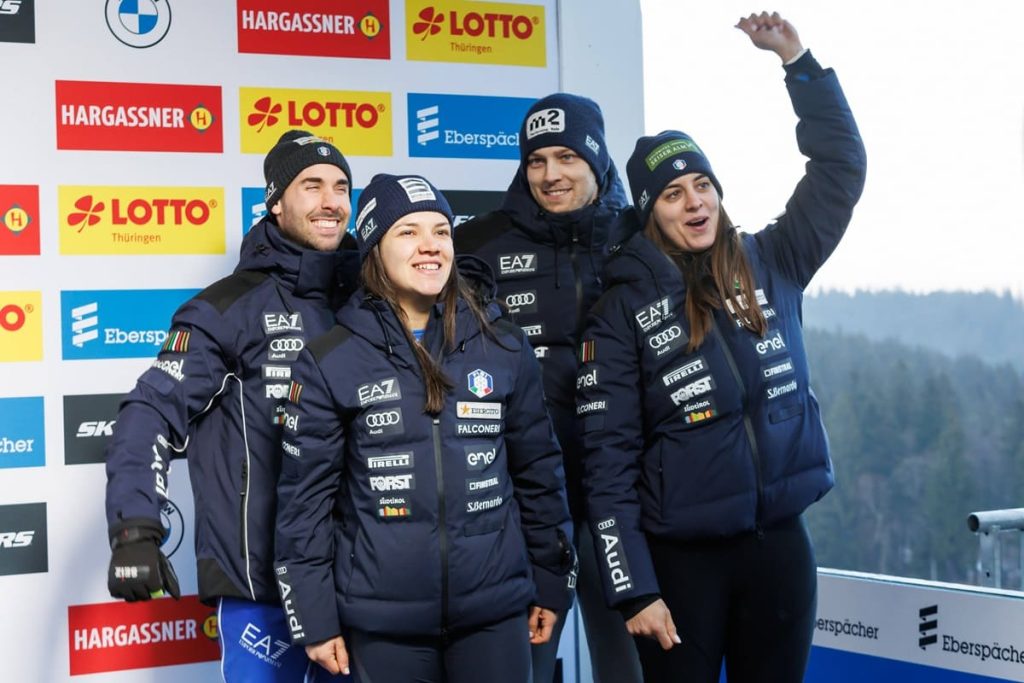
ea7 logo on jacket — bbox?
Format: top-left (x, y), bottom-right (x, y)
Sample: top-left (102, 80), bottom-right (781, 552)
top-left (670, 375), bottom-right (715, 406)
top-left (370, 473), bottom-right (414, 492)
top-left (357, 377), bottom-right (402, 406)
top-left (634, 296), bottom-right (672, 333)
top-left (497, 252), bottom-right (536, 277)
top-left (262, 312), bottom-right (303, 335)
top-left (596, 518), bottom-right (633, 594)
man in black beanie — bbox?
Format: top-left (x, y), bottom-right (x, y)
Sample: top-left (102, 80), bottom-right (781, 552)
top-left (455, 94), bottom-right (642, 683)
top-left (105, 130), bottom-right (356, 681)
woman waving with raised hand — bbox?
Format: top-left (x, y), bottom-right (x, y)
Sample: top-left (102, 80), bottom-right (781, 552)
top-left (577, 12), bottom-right (866, 683)
top-left (274, 173), bottom-right (575, 683)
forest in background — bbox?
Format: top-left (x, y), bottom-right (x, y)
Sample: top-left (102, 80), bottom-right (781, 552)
top-left (802, 291), bottom-right (1024, 586)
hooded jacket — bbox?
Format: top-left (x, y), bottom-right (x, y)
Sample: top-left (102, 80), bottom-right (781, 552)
top-left (105, 218), bottom-right (358, 604)
top-left (578, 65), bottom-right (867, 608)
top-left (274, 287), bottom-right (574, 644)
top-left (453, 160), bottom-right (631, 519)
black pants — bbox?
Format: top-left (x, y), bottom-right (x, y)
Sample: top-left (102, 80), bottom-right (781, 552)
top-left (348, 612), bottom-right (530, 683)
top-left (635, 516), bottom-right (817, 683)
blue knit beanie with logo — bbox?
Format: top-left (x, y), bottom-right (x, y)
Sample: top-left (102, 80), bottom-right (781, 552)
top-left (354, 174), bottom-right (454, 260)
top-left (263, 130), bottom-right (351, 212)
top-left (626, 130), bottom-right (723, 227)
top-left (519, 93), bottom-right (610, 181)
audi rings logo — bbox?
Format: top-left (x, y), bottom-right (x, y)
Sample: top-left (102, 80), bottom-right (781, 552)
top-left (648, 325), bottom-right (682, 349)
top-left (366, 410), bottom-right (400, 428)
top-left (504, 292), bottom-right (535, 308)
top-left (270, 338), bottom-right (303, 352)
top-left (267, 336), bottom-right (304, 361)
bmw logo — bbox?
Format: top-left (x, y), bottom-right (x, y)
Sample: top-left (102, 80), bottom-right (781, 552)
top-left (159, 499), bottom-right (185, 557)
top-left (106, 0), bottom-right (172, 49)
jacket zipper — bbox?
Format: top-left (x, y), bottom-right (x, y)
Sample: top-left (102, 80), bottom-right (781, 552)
top-left (710, 321), bottom-right (765, 532)
top-left (569, 224), bottom-right (583, 324)
top-left (432, 417), bottom-right (450, 640)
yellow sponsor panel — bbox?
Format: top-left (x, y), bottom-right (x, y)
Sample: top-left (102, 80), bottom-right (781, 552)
top-left (58, 186), bottom-right (226, 255)
top-left (0, 291), bottom-right (43, 362)
top-left (406, 0), bottom-right (546, 67)
top-left (239, 88), bottom-right (392, 156)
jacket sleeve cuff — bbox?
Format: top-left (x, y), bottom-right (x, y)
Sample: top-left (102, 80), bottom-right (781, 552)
top-left (784, 49), bottom-right (827, 82)
top-left (616, 594), bottom-right (660, 621)
top-left (531, 564), bottom-right (575, 613)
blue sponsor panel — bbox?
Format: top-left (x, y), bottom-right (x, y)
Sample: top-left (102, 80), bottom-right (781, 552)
top-left (60, 289), bottom-right (198, 360)
top-left (241, 187), bottom-right (362, 237)
top-left (804, 646), bottom-right (1012, 683)
top-left (408, 93), bottom-right (534, 160)
top-left (0, 396), bottom-right (45, 469)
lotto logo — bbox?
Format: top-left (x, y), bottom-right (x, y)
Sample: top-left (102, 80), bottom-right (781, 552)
top-left (240, 87), bottom-right (391, 156)
top-left (406, 0), bottom-right (545, 67)
top-left (0, 291), bottom-right (42, 362)
top-left (58, 186), bottom-right (225, 255)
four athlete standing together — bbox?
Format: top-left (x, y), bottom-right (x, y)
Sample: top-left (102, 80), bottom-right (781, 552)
top-left (104, 12), bottom-right (866, 683)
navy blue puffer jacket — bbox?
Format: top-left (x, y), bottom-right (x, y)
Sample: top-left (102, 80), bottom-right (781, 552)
top-left (274, 289), bottom-right (574, 644)
top-left (578, 64), bottom-right (867, 608)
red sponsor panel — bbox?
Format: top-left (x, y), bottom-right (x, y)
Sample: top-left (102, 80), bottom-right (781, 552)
top-left (237, 0), bottom-right (389, 59)
top-left (67, 596), bottom-right (220, 675)
top-left (55, 80), bottom-right (223, 153)
top-left (0, 185), bottom-right (40, 255)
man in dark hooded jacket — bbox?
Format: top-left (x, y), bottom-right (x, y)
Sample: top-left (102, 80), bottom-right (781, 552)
top-left (104, 130), bottom-right (357, 682)
top-left (454, 93), bottom-right (641, 683)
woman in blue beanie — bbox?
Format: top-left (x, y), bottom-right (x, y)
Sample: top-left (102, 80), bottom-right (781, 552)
top-left (274, 174), bottom-right (575, 682)
top-left (576, 12), bottom-right (866, 683)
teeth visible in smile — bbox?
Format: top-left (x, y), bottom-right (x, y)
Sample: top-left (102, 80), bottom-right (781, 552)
top-left (312, 219), bottom-right (338, 228)
top-left (415, 264), bottom-right (439, 270)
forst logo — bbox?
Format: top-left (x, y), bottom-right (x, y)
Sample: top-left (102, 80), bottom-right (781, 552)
top-left (59, 186), bottom-right (226, 255)
top-left (0, 185), bottom-right (40, 255)
top-left (240, 87), bottom-right (392, 156)
top-left (406, 0), bottom-right (545, 67)
top-left (55, 80), bottom-right (223, 153)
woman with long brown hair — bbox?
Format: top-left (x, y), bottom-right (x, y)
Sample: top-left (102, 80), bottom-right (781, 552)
top-left (274, 174), bottom-right (574, 683)
top-left (576, 13), bottom-right (866, 683)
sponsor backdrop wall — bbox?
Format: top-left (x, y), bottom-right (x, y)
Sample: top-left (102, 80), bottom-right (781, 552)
top-left (0, 1), bottom-right (644, 681)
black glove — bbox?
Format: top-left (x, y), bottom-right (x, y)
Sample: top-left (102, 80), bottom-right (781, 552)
top-left (107, 520), bottom-right (181, 601)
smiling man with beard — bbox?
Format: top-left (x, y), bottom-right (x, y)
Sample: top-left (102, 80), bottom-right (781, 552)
top-left (105, 130), bottom-right (357, 682)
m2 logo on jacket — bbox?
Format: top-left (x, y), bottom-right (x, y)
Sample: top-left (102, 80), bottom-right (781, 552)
top-left (357, 377), bottom-right (402, 406)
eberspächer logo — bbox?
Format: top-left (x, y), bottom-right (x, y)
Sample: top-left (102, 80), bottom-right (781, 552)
top-left (0, 396), bottom-right (45, 470)
top-left (61, 289), bottom-right (198, 360)
top-left (408, 92), bottom-right (533, 160)
top-left (106, 0), bottom-right (171, 48)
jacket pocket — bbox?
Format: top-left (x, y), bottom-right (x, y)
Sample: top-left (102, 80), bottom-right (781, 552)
top-left (769, 403), bottom-right (804, 424)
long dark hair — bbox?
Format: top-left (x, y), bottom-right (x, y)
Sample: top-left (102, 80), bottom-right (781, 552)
top-left (645, 205), bottom-right (767, 351)
top-left (361, 249), bottom-right (492, 414)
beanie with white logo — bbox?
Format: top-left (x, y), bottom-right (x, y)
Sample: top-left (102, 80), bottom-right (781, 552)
top-left (263, 129), bottom-right (351, 212)
top-left (519, 93), bottom-right (610, 182)
top-left (354, 174), bottom-right (454, 260)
